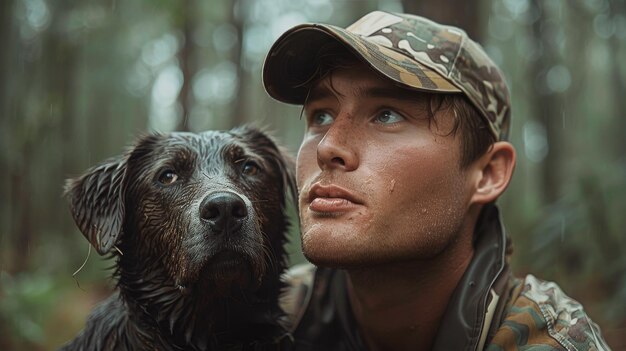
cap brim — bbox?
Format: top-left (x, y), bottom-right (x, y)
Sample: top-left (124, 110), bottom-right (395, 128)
top-left (263, 23), bottom-right (461, 105)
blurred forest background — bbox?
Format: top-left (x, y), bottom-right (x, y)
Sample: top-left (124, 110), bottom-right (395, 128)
top-left (0, 0), bottom-right (625, 349)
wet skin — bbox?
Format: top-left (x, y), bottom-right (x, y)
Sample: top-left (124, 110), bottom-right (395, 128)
top-left (297, 64), bottom-right (478, 268)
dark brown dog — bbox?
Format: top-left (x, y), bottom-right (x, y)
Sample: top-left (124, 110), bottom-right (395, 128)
top-left (59, 127), bottom-right (296, 350)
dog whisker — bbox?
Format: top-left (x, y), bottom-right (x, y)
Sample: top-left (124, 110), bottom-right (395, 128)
top-left (71, 243), bottom-right (92, 291)
top-left (113, 245), bottom-right (124, 256)
top-left (259, 229), bottom-right (278, 274)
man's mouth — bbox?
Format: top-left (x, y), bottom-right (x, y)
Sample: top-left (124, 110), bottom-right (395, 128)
top-left (308, 183), bottom-right (364, 213)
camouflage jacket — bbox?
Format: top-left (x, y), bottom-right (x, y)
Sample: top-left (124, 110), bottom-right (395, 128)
top-left (280, 205), bottom-right (611, 350)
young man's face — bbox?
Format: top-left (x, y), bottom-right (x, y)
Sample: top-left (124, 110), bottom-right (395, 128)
top-left (296, 64), bottom-right (478, 268)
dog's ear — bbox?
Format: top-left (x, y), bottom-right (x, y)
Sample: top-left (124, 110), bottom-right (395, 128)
top-left (232, 126), bottom-right (298, 207)
top-left (64, 156), bottom-right (127, 255)
top-left (275, 146), bottom-right (298, 208)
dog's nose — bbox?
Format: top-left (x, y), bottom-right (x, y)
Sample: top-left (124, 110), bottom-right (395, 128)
top-left (200, 192), bottom-right (248, 232)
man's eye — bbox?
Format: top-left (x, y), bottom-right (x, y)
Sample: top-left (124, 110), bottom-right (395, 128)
top-left (312, 112), bottom-right (334, 126)
top-left (158, 170), bottom-right (178, 185)
top-left (375, 110), bottom-right (404, 124)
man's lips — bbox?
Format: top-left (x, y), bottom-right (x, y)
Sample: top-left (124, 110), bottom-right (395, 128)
top-left (308, 183), bottom-right (363, 213)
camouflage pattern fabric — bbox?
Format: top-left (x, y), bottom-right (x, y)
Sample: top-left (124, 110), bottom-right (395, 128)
top-left (263, 11), bottom-right (511, 140)
top-left (486, 274), bottom-right (611, 351)
top-left (280, 265), bottom-right (612, 350)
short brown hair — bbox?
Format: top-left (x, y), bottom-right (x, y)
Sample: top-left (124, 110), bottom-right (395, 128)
top-left (302, 42), bottom-right (495, 168)
top-left (428, 94), bottom-right (496, 168)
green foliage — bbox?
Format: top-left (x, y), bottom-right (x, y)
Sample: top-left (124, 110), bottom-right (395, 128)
top-left (0, 271), bottom-right (55, 345)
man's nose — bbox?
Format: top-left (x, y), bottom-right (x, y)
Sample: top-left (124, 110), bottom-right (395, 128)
top-left (316, 117), bottom-right (359, 171)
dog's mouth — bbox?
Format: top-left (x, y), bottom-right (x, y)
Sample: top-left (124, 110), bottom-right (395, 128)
top-left (207, 250), bottom-right (250, 274)
top-left (196, 250), bottom-right (257, 291)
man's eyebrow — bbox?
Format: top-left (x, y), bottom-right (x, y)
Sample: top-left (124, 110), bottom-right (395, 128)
top-left (305, 86), bottom-right (336, 106)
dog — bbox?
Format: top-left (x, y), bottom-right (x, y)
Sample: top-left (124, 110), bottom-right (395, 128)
top-left (59, 126), bottom-right (296, 350)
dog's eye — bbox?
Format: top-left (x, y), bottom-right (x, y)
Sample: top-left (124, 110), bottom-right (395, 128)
top-left (158, 170), bottom-right (178, 185)
top-left (242, 161), bottom-right (260, 176)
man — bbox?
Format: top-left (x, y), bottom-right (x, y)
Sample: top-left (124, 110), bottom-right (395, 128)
top-left (263, 11), bottom-right (610, 351)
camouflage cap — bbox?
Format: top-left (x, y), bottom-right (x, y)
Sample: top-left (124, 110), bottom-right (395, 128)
top-left (263, 11), bottom-right (511, 140)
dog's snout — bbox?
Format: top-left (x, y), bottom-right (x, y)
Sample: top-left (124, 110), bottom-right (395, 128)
top-left (200, 192), bottom-right (248, 232)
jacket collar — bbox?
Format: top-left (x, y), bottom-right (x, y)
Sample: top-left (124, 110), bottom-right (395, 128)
top-left (431, 203), bottom-right (511, 351)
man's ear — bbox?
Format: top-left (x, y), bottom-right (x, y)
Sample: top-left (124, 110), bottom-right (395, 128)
top-left (64, 156), bottom-right (127, 255)
top-left (470, 141), bottom-right (516, 205)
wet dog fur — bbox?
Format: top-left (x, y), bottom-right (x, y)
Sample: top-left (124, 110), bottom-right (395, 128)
top-left (59, 126), bottom-right (296, 350)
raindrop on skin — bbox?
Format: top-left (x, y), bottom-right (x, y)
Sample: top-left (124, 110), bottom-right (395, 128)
top-left (389, 179), bottom-right (396, 193)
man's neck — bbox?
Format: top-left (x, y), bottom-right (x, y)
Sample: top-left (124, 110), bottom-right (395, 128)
top-left (346, 229), bottom-right (475, 351)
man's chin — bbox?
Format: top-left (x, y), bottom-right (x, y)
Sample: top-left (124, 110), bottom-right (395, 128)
top-left (302, 244), bottom-right (368, 269)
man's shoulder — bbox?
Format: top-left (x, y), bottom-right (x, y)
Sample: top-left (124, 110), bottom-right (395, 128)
top-left (488, 274), bottom-right (611, 351)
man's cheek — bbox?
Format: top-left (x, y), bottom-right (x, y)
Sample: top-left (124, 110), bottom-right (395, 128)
top-left (296, 148), bottom-right (315, 182)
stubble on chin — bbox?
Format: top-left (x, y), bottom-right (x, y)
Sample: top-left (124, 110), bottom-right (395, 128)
top-left (300, 226), bottom-right (374, 269)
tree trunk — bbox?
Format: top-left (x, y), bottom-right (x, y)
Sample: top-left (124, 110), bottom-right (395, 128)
top-left (8, 0), bottom-right (79, 272)
top-left (530, 0), bottom-right (565, 204)
top-left (610, 1), bottom-right (626, 156)
top-left (0, 0), bottom-right (13, 113)
top-left (177, 1), bottom-right (194, 131)
top-left (230, 0), bottom-right (247, 127)
top-left (0, 1), bottom-right (15, 265)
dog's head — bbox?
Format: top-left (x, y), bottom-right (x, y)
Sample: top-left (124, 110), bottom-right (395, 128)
top-left (65, 126), bottom-right (296, 294)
